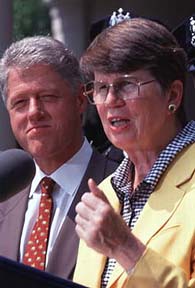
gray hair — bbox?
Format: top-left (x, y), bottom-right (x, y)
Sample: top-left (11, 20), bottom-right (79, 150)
top-left (0, 36), bottom-right (83, 103)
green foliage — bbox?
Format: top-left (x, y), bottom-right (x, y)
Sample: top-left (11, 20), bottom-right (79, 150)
top-left (13, 0), bottom-right (51, 40)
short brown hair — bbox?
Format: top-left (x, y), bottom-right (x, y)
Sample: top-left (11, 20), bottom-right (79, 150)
top-left (80, 18), bottom-right (188, 124)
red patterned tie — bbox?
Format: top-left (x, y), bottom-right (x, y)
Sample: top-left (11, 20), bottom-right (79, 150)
top-left (23, 177), bottom-right (55, 270)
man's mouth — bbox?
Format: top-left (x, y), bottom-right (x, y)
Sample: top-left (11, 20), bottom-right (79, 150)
top-left (27, 125), bottom-right (50, 134)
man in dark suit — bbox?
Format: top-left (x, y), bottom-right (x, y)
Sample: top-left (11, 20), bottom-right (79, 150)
top-left (0, 36), bottom-right (118, 280)
top-left (173, 13), bottom-right (195, 85)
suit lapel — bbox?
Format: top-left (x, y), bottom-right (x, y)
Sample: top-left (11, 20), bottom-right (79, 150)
top-left (47, 163), bottom-right (92, 278)
top-left (68, 150), bottom-right (117, 221)
top-left (47, 150), bottom-right (117, 279)
top-left (0, 187), bottom-right (29, 260)
top-left (46, 215), bottom-right (79, 278)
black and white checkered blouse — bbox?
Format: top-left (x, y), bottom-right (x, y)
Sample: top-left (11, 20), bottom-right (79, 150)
top-left (101, 120), bottom-right (195, 287)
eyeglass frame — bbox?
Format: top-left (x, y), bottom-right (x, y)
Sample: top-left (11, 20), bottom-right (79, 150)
top-left (83, 75), bottom-right (156, 105)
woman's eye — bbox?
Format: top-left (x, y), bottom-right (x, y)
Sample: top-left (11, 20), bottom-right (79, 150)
top-left (120, 81), bottom-right (136, 91)
top-left (98, 84), bottom-right (108, 92)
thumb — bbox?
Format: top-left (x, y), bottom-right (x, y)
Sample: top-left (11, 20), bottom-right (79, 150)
top-left (88, 178), bottom-right (109, 203)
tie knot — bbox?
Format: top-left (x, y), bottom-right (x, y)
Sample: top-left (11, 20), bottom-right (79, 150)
top-left (40, 177), bottom-right (55, 195)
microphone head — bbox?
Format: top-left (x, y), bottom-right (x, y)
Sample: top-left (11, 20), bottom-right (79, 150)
top-left (0, 149), bottom-right (36, 201)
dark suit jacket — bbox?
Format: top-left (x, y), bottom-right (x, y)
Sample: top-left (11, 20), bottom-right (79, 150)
top-left (0, 150), bottom-right (118, 280)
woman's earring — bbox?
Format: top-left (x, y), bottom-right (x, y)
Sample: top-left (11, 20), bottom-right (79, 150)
top-left (168, 104), bottom-right (176, 113)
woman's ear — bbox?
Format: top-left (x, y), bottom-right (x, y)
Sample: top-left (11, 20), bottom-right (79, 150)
top-left (167, 80), bottom-right (183, 113)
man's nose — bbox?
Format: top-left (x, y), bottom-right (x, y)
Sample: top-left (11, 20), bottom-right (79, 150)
top-left (28, 98), bottom-right (44, 118)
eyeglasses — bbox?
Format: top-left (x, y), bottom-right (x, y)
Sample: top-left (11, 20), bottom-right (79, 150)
top-left (84, 75), bottom-right (156, 105)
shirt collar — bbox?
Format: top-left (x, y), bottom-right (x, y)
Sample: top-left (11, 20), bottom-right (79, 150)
top-left (112, 120), bottom-right (195, 192)
top-left (30, 137), bottom-right (92, 197)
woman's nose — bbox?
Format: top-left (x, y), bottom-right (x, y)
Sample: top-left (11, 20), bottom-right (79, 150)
top-left (104, 86), bottom-right (125, 106)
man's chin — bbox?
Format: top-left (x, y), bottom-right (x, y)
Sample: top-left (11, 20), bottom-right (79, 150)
top-left (25, 143), bottom-right (49, 158)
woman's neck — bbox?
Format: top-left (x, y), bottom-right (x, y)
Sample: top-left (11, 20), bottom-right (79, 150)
top-left (129, 151), bottom-right (158, 189)
top-left (128, 121), bottom-right (183, 189)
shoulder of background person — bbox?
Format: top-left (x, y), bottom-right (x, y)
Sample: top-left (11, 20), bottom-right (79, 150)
top-left (89, 148), bottom-right (119, 180)
top-left (103, 144), bottom-right (124, 165)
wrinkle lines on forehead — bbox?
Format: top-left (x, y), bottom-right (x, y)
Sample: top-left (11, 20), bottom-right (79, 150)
top-left (7, 65), bottom-right (69, 90)
top-left (6, 65), bottom-right (73, 109)
top-left (8, 63), bottom-right (57, 80)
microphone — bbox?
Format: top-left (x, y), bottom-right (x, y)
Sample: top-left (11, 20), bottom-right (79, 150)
top-left (0, 148), bottom-right (36, 201)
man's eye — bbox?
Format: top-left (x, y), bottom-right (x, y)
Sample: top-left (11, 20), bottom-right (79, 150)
top-left (41, 95), bottom-right (57, 101)
top-left (11, 99), bottom-right (27, 109)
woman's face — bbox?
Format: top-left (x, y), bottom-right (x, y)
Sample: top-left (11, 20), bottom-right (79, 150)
top-left (95, 70), bottom-right (178, 154)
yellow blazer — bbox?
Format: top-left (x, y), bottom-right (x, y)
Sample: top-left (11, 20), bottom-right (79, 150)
top-left (74, 144), bottom-right (195, 288)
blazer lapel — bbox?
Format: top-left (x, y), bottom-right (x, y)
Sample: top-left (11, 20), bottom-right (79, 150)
top-left (73, 175), bottom-right (121, 287)
top-left (132, 180), bottom-right (185, 244)
top-left (134, 144), bottom-right (195, 244)
top-left (107, 144), bottom-right (195, 288)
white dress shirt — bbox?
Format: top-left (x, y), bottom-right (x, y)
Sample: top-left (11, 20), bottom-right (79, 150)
top-left (20, 138), bottom-right (92, 266)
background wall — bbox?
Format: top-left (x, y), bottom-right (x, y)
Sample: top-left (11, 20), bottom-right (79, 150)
top-left (85, 0), bottom-right (195, 121)
top-left (0, 0), bottom-right (194, 149)
top-left (0, 0), bottom-right (17, 149)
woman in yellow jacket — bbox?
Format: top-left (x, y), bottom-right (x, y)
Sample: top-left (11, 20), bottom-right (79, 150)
top-left (74, 16), bottom-right (195, 288)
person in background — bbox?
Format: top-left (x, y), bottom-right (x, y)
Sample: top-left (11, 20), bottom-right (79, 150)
top-left (82, 8), bottom-right (138, 164)
top-left (0, 36), bottom-right (118, 280)
top-left (173, 13), bottom-right (195, 87)
top-left (73, 17), bottom-right (195, 287)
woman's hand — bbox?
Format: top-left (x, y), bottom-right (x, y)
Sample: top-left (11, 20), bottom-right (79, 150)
top-left (75, 178), bottom-right (145, 272)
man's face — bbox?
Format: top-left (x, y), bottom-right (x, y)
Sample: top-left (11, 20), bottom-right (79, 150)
top-left (6, 64), bottom-right (86, 167)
